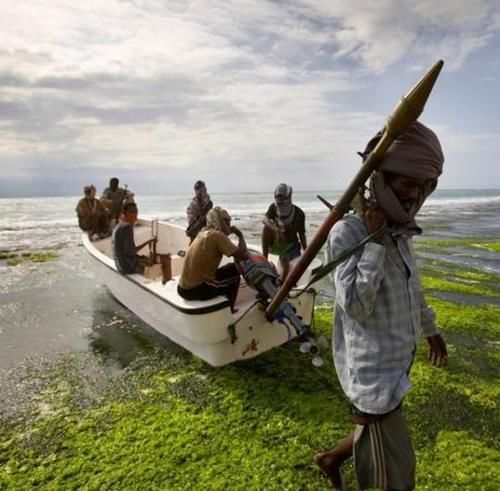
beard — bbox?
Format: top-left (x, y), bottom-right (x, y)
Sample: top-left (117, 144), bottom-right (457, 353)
top-left (398, 198), bottom-right (415, 211)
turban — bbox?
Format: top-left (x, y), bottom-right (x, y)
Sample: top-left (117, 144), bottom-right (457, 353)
top-left (380, 121), bottom-right (443, 179)
top-left (366, 121), bottom-right (444, 233)
top-left (274, 183), bottom-right (295, 227)
top-left (205, 207), bottom-right (232, 235)
top-left (194, 180), bottom-right (206, 191)
top-left (194, 180), bottom-right (210, 205)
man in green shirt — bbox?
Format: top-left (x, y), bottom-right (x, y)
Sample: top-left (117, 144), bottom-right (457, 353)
top-left (262, 183), bottom-right (307, 280)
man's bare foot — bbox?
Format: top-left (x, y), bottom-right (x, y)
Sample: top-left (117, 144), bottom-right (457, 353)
top-left (314, 452), bottom-right (344, 490)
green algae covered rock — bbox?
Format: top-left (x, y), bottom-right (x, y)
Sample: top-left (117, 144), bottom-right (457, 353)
top-left (1, 250), bottom-right (59, 267)
top-left (1, 258), bottom-right (499, 490)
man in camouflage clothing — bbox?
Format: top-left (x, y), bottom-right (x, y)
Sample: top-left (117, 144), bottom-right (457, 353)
top-left (75, 185), bottom-right (109, 238)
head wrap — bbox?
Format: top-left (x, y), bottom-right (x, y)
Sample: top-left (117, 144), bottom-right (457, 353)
top-left (194, 180), bottom-right (205, 191)
top-left (84, 185), bottom-right (96, 197)
top-left (194, 180), bottom-right (210, 206)
top-left (205, 207), bottom-right (232, 235)
top-left (366, 121), bottom-right (444, 235)
top-left (187, 180), bottom-right (211, 225)
top-left (274, 183), bottom-right (295, 227)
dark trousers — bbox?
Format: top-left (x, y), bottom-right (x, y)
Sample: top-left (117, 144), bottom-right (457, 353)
top-left (177, 263), bottom-right (240, 310)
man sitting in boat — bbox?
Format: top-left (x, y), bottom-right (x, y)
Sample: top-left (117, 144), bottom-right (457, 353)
top-left (75, 185), bottom-right (110, 239)
top-left (178, 207), bottom-right (247, 312)
top-left (101, 177), bottom-right (134, 229)
top-left (185, 180), bottom-right (213, 243)
top-left (261, 183), bottom-right (307, 281)
top-left (112, 202), bottom-right (158, 276)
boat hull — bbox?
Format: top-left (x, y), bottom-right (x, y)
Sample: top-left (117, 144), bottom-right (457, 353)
top-left (83, 221), bottom-right (318, 366)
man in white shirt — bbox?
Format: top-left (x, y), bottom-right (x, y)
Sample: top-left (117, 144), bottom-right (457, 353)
top-left (315, 122), bottom-right (448, 490)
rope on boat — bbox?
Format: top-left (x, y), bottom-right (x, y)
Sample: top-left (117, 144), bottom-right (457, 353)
top-left (227, 300), bottom-right (261, 344)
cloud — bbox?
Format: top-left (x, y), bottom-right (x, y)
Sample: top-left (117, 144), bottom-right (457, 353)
top-left (294, 0), bottom-right (499, 71)
top-left (0, 0), bottom-right (499, 196)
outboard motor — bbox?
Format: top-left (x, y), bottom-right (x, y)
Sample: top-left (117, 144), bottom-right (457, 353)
top-left (237, 250), bottom-right (324, 367)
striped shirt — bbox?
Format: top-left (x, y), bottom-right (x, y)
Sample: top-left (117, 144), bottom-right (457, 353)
top-left (327, 214), bottom-right (439, 414)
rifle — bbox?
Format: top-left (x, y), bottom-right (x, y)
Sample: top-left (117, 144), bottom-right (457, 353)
top-left (121, 184), bottom-right (128, 203)
top-left (316, 194), bottom-right (334, 210)
top-left (266, 60), bottom-right (444, 318)
top-left (148, 218), bottom-right (158, 266)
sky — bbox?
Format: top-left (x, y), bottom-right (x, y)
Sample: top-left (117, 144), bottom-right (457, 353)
top-left (1, 0), bottom-right (499, 198)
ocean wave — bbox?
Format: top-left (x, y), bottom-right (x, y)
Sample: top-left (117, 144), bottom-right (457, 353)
top-left (424, 195), bottom-right (500, 207)
top-left (1, 191), bottom-right (499, 250)
top-left (0, 220), bottom-right (77, 232)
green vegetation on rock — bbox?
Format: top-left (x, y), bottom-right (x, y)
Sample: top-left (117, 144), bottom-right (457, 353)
top-left (0, 252), bottom-right (18, 260)
top-left (426, 296), bottom-right (500, 340)
top-left (0, 250), bottom-right (499, 490)
top-left (1, 250), bottom-right (58, 267)
top-left (21, 251), bottom-right (59, 263)
top-left (416, 238), bottom-right (500, 249)
top-left (6, 256), bottom-right (23, 266)
top-left (476, 242), bottom-right (500, 252)
top-left (416, 238), bottom-right (500, 255)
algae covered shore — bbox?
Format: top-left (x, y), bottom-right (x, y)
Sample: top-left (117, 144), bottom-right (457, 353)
top-left (1, 238), bottom-right (499, 490)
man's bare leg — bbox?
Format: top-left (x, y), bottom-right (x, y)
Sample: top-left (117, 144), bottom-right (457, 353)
top-left (159, 254), bottom-right (172, 285)
top-left (314, 432), bottom-right (354, 489)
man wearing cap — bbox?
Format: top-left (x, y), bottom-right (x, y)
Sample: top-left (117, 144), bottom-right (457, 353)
top-left (315, 122), bottom-right (448, 490)
top-left (262, 183), bottom-right (307, 281)
top-left (75, 185), bottom-right (109, 239)
top-left (185, 180), bottom-right (213, 243)
top-left (178, 207), bottom-right (247, 312)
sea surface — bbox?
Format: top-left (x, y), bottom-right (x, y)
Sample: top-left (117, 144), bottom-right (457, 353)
top-left (1, 189), bottom-right (499, 373)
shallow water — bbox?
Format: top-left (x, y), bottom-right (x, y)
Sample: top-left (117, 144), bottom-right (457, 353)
top-left (417, 248), bottom-right (500, 274)
top-left (0, 190), bottom-right (499, 374)
top-left (0, 246), bottom-right (187, 372)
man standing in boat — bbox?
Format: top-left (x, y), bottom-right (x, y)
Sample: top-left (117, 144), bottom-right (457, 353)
top-left (262, 183), bottom-right (307, 281)
top-left (101, 177), bottom-right (134, 228)
top-left (185, 180), bottom-right (213, 243)
top-left (315, 122), bottom-right (448, 490)
top-left (178, 207), bottom-right (247, 312)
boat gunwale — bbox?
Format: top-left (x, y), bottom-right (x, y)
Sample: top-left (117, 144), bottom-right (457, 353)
top-left (82, 233), bottom-right (232, 315)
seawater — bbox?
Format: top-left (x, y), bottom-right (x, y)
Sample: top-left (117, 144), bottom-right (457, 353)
top-left (0, 189), bottom-right (499, 373)
top-left (1, 189), bottom-right (500, 252)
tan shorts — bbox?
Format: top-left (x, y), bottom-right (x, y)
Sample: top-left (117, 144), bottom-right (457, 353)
top-left (353, 406), bottom-right (415, 490)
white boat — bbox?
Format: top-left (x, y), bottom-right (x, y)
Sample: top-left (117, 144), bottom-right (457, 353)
top-left (82, 219), bottom-right (322, 367)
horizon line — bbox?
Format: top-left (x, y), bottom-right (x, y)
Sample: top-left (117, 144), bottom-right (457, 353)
top-left (2, 187), bottom-right (500, 200)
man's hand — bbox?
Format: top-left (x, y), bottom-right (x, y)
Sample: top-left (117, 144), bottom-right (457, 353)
top-left (426, 334), bottom-right (448, 367)
top-left (360, 189), bottom-right (386, 236)
top-left (230, 226), bottom-right (243, 237)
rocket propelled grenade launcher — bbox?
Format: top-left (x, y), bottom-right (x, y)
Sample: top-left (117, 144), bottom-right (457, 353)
top-left (266, 60), bottom-right (444, 318)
